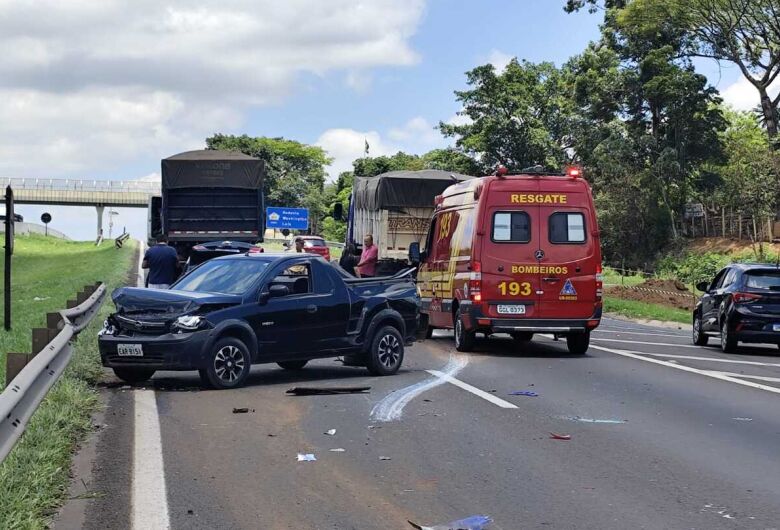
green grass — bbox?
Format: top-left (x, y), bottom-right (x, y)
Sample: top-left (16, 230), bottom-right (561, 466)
top-left (0, 234), bottom-right (135, 529)
top-left (601, 266), bottom-right (647, 287)
top-left (603, 295), bottom-right (691, 325)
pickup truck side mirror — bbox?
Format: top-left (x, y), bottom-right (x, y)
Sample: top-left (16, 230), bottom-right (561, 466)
top-left (695, 281), bottom-right (710, 293)
top-left (409, 242), bottom-right (421, 264)
top-left (332, 203), bottom-right (343, 222)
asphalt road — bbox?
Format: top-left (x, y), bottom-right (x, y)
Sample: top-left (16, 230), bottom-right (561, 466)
top-left (57, 316), bottom-right (780, 530)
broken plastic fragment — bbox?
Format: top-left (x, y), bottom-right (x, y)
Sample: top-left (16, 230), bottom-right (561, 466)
top-left (329, 448), bottom-right (345, 452)
top-left (232, 407), bottom-right (252, 414)
top-left (325, 429), bottom-right (336, 436)
top-left (296, 453), bottom-right (316, 462)
top-left (407, 514), bottom-right (493, 529)
top-left (549, 433), bottom-right (571, 440)
top-left (379, 456), bottom-right (392, 461)
top-left (508, 391), bottom-right (538, 397)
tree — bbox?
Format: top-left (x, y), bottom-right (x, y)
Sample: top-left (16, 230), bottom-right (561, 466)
top-left (205, 134), bottom-right (332, 208)
top-left (420, 148), bottom-right (483, 175)
top-left (569, 0), bottom-right (780, 141)
top-left (439, 59), bottom-right (574, 171)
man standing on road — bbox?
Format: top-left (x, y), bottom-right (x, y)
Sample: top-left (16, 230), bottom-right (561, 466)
top-left (356, 234), bottom-right (378, 278)
top-left (142, 235), bottom-right (179, 289)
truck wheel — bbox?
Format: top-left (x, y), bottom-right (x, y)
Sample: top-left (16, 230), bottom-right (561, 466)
top-left (112, 367), bottom-right (155, 384)
top-left (366, 326), bottom-right (404, 376)
top-left (278, 360), bottom-right (308, 371)
top-left (692, 313), bottom-right (708, 346)
top-left (425, 326), bottom-right (434, 339)
top-left (454, 308), bottom-right (475, 352)
top-left (566, 332), bottom-right (590, 355)
top-left (511, 332), bottom-right (534, 343)
top-left (201, 337), bottom-right (251, 389)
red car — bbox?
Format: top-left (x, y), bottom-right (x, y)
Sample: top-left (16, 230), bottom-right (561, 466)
top-left (299, 236), bottom-right (331, 261)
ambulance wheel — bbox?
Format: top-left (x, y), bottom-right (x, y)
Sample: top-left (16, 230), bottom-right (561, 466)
top-left (511, 332), bottom-right (534, 343)
top-left (454, 307), bottom-right (475, 352)
top-left (566, 332), bottom-right (590, 355)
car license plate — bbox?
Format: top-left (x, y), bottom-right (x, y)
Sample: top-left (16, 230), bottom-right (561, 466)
top-left (774, 324), bottom-right (780, 332)
top-left (497, 304), bottom-right (526, 315)
top-left (117, 344), bottom-right (143, 357)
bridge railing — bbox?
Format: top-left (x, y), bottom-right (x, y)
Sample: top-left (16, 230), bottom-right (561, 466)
top-left (0, 177), bottom-right (160, 194)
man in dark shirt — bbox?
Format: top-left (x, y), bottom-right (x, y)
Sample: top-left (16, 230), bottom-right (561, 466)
top-left (142, 236), bottom-right (179, 289)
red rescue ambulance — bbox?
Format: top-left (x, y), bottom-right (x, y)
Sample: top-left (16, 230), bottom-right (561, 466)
top-left (411, 167), bottom-right (603, 354)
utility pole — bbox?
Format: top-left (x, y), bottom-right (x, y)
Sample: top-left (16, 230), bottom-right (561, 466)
top-left (4, 186), bottom-right (14, 331)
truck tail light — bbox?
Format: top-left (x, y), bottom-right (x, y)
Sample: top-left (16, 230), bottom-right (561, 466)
top-left (469, 261), bottom-right (482, 302)
top-left (595, 264), bottom-right (603, 300)
top-left (733, 292), bottom-right (761, 304)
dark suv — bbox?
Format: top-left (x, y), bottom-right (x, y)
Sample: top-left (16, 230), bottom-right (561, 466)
top-left (693, 264), bottom-right (780, 352)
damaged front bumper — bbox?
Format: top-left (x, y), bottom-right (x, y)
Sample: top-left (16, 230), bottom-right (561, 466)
top-left (98, 328), bottom-right (213, 371)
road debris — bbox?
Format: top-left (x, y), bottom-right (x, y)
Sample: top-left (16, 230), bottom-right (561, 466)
top-left (33, 296), bottom-right (50, 301)
top-left (232, 407), bottom-right (254, 414)
top-left (296, 453), bottom-right (317, 462)
top-left (549, 433), bottom-right (571, 441)
top-left (408, 514), bottom-right (493, 529)
top-left (329, 448), bottom-right (346, 452)
top-left (509, 390), bottom-right (538, 397)
top-left (560, 416), bottom-right (627, 424)
top-left (286, 386), bottom-right (371, 396)
top-left (732, 417), bottom-right (753, 421)
top-left (379, 456), bottom-right (392, 461)
top-left (325, 429), bottom-right (337, 435)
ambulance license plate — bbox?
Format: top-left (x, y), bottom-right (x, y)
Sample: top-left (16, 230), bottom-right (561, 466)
top-left (117, 344), bottom-right (143, 357)
top-left (497, 305), bottom-right (526, 315)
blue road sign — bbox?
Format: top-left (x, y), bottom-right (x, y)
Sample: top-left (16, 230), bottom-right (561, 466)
top-left (266, 207), bottom-right (309, 230)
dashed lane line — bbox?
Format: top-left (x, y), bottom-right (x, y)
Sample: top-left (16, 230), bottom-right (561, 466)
top-left (705, 371), bottom-right (780, 384)
top-left (426, 369), bottom-right (518, 409)
top-left (593, 329), bottom-right (689, 339)
top-left (640, 352), bottom-right (780, 368)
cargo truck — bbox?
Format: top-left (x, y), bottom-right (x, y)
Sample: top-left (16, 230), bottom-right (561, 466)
top-left (344, 169), bottom-right (474, 276)
top-left (147, 149), bottom-right (265, 260)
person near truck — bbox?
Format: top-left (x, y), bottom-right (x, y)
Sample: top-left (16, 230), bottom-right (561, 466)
top-left (356, 234), bottom-right (378, 278)
top-left (142, 235), bottom-right (179, 289)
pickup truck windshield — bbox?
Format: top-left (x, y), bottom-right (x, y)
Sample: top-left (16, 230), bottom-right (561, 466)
top-left (174, 259), bottom-right (271, 294)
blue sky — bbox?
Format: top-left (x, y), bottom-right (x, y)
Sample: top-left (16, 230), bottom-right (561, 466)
top-left (1, 1), bottom-right (758, 240)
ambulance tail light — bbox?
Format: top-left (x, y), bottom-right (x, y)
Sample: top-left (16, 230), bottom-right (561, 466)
top-left (469, 261), bottom-right (482, 302)
top-left (595, 264), bottom-right (603, 300)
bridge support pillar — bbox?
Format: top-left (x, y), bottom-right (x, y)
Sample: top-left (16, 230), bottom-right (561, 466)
top-left (96, 205), bottom-right (104, 240)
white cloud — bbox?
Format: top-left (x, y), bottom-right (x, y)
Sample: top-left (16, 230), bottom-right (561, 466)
top-left (485, 49), bottom-right (514, 73)
top-left (445, 111), bottom-right (471, 127)
top-left (721, 76), bottom-right (780, 111)
top-left (0, 0), bottom-right (427, 178)
top-left (316, 115), bottom-right (450, 179)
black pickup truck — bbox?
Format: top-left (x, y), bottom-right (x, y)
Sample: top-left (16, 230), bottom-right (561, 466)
top-left (98, 253), bottom-right (421, 388)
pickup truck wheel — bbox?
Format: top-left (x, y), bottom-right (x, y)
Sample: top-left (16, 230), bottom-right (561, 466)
top-left (112, 367), bottom-right (155, 384)
top-left (566, 332), bottom-right (590, 355)
top-left (366, 326), bottom-right (404, 376)
top-left (278, 360), bottom-right (308, 371)
top-left (202, 337), bottom-right (251, 389)
top-left (454, 308), bottom-right (475, 352)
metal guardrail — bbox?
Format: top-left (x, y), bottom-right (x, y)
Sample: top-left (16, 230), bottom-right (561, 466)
top-left (115, 232), bottom-right (130, 248)
top-left (0, 282), bottom-right (106, 464)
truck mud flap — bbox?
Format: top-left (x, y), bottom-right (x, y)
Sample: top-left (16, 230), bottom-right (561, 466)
top-left (415, 313), bottom-right (430, 341)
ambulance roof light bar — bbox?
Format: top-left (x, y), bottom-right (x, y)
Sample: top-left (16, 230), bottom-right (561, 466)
top-left (495, 165), bottom-right (509, 178)
top-left (566, 166), bottom-right (583, 179)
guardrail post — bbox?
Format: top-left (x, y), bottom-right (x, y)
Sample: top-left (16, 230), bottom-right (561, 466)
top-left (46, 312), bottom-right (63, 330)
top-left (32, 328), bottom-right (59, 357)
top-left (5, 353), bottom-right (31, 386)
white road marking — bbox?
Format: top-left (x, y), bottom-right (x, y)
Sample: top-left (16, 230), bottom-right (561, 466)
top-left (589, 345), bottom-right (780, 396)
top-left (370, 355), bottom-right (469, 422)
top-left (705, 371), bottom-right (780, 384)
top-left (131, 239), bottom-right (170, 530)
top-left (590, 337), bottom-right (703, 348)
top-left (132, 390), bottom-right (170, 530)
top-left (426, 370), bottom-right (518, 409)
top-left (641, 352), bottom-right (780, 368)
top-left (593, 329), bottom-right (688, 339)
